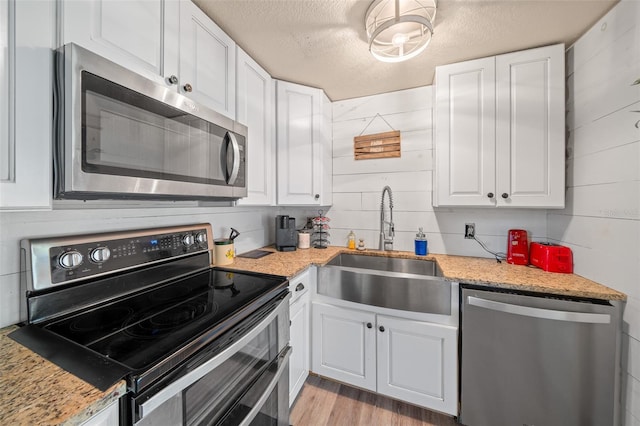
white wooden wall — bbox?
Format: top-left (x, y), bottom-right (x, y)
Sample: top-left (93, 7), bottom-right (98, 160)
top-left (547, 1), bottom-right (640, 424)
top-left (331, 87), bottom-right (547, 256)
top-left (0, 204), bottom-right (316, 327)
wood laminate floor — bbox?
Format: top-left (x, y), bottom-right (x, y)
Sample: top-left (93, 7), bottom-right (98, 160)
top-left (290, 375), bottom-right (458, 426)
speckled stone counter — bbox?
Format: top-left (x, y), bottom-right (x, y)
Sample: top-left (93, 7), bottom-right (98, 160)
top-left (226, 246), bottom-right (626, 301)
top-left (0, 246), bottom-right (625, 425)
top-left (0, 326), bottom-right (126, 426)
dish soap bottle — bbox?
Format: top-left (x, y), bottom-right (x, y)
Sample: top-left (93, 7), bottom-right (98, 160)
top-left (347, 230), bottom-right (356, 250)
top-left (415, 228), bottom-right (428, 256)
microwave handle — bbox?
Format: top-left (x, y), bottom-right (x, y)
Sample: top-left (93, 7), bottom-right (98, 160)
top-left (226, 132), bottom-right (240, 185)
top-left (138, 295), bottom-right (288, 418)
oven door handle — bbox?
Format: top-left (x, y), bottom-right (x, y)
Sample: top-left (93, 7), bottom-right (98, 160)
top-left (235, 346), bottom-right (291, 426)
top-left (139, 295), bottom-right (289, 418)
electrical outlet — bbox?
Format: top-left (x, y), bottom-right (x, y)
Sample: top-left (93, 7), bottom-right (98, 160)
top-left (465, 223), bottom-right (475, 239)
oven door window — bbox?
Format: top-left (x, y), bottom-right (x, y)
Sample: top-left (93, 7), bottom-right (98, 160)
top-left (81, 71), bottom-right (243, 186)
top-left (184, 323), bottom-right (278, 426)
top-left (135, 315), bottom-right (286, 426)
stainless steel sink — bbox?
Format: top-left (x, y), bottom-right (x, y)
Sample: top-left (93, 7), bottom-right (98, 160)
top-left (325, 253), bottom-right (441, 276)
top-left (318, 253), bottom-right (451, 315)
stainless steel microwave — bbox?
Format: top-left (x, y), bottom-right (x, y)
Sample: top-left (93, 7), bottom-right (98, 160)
top-left (54, 43), bottom-right (247, 201)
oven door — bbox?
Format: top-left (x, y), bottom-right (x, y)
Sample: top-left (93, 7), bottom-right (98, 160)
top-left (133, 294), bottom-right (290, 426)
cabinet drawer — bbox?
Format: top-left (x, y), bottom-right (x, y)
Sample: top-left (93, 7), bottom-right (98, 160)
top-left (288, 269), bottom-right (310, 304)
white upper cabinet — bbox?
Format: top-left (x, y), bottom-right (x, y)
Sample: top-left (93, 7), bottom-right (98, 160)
top-left (434, 57), bottom-right (496, 207)
top-left (320, 92), bottom-right (333, 206)
top-left (495, 46), bottom-right (565, 208)
top-left (60, 0), bottom-right (236, 119)
top-left (179, 0), bottom-right (235, 119)
top-left (276, 80), bottom-right (331, 206)
top-left (236, 47), bottom-right (274, 205)
top-left (434, 44), bottom-right (565, 208)
top-left (0, 0), bottom-right (53, 210)
top-left (59, 0), bottom-right (178, 87)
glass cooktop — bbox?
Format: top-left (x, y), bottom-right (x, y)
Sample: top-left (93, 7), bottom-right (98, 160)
top-left (44, 268), bottom-right (285, 371)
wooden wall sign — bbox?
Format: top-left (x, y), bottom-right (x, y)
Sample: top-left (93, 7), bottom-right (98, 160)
top-left (354, 130), bottom-right (401, 160)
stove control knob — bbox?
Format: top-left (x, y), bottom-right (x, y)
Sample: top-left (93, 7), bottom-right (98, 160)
top-left (59, 251), bottom-right (83, 269)
top-left (182, 234), bottom-right (195, 247)
top-left (195, 232), bottom-right (207, 245)
top-left (90, 247), bottom-right (111, 263)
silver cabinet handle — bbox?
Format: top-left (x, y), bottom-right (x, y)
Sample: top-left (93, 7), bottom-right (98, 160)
top-left (225, 132), bottom-right (240, 185)
top-left (183, 83), bottom-right (193, 92)
top-left (295, 283), bottom-right (305, 292)
top-left (467, 296), bottom-right (611, 324)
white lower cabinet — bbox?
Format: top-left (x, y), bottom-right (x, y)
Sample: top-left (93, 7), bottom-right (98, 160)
top-left (376, 314), bottom-right (457, 414)
top-left (311, 302), bottom-right (376, 391)
top-left (312, 302), bottom-right (458, 415)
top-left (288, 269), bottom-right (311, 406)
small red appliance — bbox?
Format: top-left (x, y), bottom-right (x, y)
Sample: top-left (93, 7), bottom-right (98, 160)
top-left (506, 229), bottom-right (529, 265)
top-left (530, 242), bottom-right (573, 273)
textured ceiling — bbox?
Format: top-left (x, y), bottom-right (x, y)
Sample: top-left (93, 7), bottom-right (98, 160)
top-left (194, 0), bottom-right (618, 101)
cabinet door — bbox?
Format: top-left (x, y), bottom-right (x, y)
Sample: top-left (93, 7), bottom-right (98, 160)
top-left (319, 92), bottom-right (333, 206)
top-left (60, 0), bottom-right (178, 86)
top-left (179, 0), bottom-right (235, 119)
top-left (376, 315), bottom-right (458, 415)
top-left (236, 48), bottom-right (274, 205)
top-left (276, 81), bottom-right (322, 205)
top-left (289, 293), bottom-right (310, 406)
top-left (434, 57), bottom-right (496, 207)
top-left (311, 302), bottom-right (376, 391)
top-left (495, 44), bottom-right (565, 208)
top-left (0, 0), bottom-right (52, 210)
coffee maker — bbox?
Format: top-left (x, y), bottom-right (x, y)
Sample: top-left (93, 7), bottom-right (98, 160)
top-left (275, 215), bottom-right (297, 251)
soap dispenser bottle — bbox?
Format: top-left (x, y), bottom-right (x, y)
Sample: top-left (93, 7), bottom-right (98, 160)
top-left (347, 230), bottom-right (356, 250)
top-left (415, 228), bottom-right (427, 256)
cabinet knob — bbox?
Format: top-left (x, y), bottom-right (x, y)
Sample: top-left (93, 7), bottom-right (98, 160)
top-left (501, 193), bottom-right (509, 199)
top-left (183, 83), bottom-right (193, 93)
top-left (366, 322), bottom-right (372, 329)
top-left (167, 75), bottom-right (178, 85)
top-left (487, 192), bottom-right (494, 198)
top-left (379, 325), bottom-right (385, 332)
top-left (295, 283), bottom-right (305, 292)
top-left (314, 194), bottom-right (320, 200)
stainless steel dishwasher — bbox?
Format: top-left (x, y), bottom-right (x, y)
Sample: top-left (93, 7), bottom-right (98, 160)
top-left (460, 286), bottom-right (622, 426)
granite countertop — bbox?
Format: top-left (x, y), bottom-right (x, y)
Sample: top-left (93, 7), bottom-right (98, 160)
top-left (0, 246), bottom-right (625, 425)
top-left (227, 246), bottom-right (626, 301)
top-left (0, 326), bottom-right (126, 425)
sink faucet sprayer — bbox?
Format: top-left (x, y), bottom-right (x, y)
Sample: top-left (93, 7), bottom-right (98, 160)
top-left (379, 186), bottom-right (394, 250)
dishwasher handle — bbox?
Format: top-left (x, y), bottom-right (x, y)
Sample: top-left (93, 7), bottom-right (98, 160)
top-left (467, 296), bottom-right (611, 324)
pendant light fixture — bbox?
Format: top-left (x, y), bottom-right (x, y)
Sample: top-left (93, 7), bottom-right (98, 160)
top-left (365, 0), bottom-right (437, 63)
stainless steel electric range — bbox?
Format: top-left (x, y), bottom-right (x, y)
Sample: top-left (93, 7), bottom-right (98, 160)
top-left (10, 224), bottom-right (291, 425)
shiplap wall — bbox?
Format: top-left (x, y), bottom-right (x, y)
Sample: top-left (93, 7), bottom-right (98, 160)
top-left (0, 204), bottom-right (317, 328)
top-left (331, 87), bottom-right (548, 256)
top-left (547, 1), bottom-right (640, 424)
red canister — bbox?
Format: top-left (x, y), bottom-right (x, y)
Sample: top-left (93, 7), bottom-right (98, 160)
top-left (507, 229), bottom-right (529, 265)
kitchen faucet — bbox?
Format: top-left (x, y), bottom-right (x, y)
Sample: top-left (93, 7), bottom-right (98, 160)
top-left (379, 186), bottom-right (394, 250)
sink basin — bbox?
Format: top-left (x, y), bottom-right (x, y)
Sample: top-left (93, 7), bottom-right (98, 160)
top-left (325, 253), bottom-right (441, 277)
top-left (319, 253), bottom-right (451, 315)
